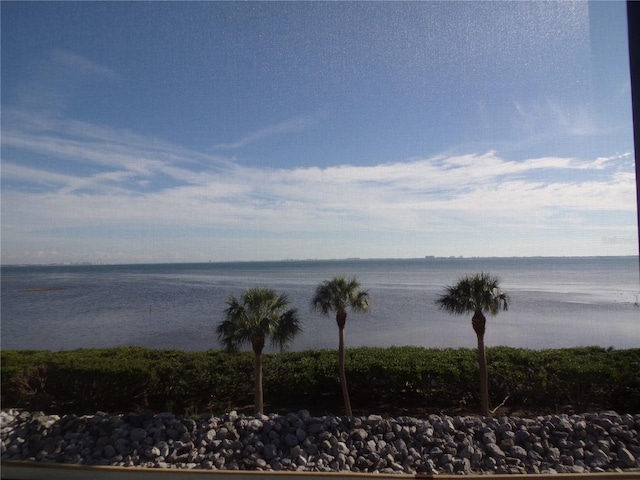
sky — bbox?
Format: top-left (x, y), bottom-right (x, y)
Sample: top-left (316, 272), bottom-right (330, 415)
top-left (1, 1), bottom-right (638, 264)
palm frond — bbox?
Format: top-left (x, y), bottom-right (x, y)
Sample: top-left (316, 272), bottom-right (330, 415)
top-left (216, 317), bottom-right (242, 352)
top-left (350, 289), bottom-right (371, 312)
top-left (216, 287), bottom-right (301, 353)
top-left (271, 308), bottom-right (302, 351)
top-left (311, 276), bottom-right (370, 315)
top-left (436, 272), bottom-right (509, 316)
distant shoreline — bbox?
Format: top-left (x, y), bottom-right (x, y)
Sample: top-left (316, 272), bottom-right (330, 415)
top-left (2, 254), bottom-right (639, 268)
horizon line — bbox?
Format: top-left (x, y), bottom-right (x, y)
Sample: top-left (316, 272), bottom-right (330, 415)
top-left (3, 254), bottom-right (639, 268)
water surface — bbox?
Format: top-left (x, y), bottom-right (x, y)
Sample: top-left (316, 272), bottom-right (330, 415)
top-left (2, 257), bottom-right (638, 351)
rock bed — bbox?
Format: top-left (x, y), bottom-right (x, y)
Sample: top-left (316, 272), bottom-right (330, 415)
top-left (2, 409), bottom-right (640, 475)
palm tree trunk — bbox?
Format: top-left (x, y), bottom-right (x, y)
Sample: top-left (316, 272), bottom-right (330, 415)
top-left (472, 311), bottom-right (490, 417)
top-left (338, 325), bottom-right (353, 416)
top-left (252, 335), bottom-right (265, 415)
top-left (476, 333), bottom-right (490, 416)
top-left (254, 351), bottom-right (263, 415)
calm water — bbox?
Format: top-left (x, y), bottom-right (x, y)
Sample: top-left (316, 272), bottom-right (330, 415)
top-left (1, 257), bottom-right (639, 352)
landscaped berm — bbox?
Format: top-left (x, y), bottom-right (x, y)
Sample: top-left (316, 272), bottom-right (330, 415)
top-left (1, 346), bottom-right (639, 474)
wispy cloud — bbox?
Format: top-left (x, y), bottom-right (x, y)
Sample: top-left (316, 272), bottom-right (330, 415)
top-left (212, 115), bottom-right (317, 150)
top-left (513, 98), bottom-right (598, 139)
top-left (50, 49), bottom-right (120, 81)
top-left (1, 111), bottom-right (636, 263)
top-left (2, 109), bottom-right (233, 191)
top-left (10, 49), bottom-right (120, 111)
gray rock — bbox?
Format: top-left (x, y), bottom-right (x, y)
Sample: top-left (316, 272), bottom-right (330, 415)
top-left (486, 443), bottom-right (506, 459)
top-left (454, 457), bottom-right (472, 474)
top-left (618, 447), bottom-right (637, 468)
top-left (205, 429), bottom-right (216, 442)
top-left (496, 422), bottom-right (512, 434)
top-left (351, 428), bottom-right (367, 441)
top-left (247, 419), bottom-right (263, 431)
top-left (439, 453), bottom-right (454, 467)
top-left (591, 448), bottom-right (610, 468)
top-left (458, 444), bottom-right (474, 459)
top-left (484, 456), bottom-right (498, 469)
top-left (3, 409), bottom-right (640, 475)
top-left (527, 449), bottom-right (543, 462)
top-left (509, 445), bottom-right (527, 461)
top-left (333, 441), bottom-right (349, 456)
top-left (103, 445), bottom-right (117, 459)
top-left (226, 411), bottom-right (238, 423)
top-left (144, 446), bottom-right (160, 459)
top-left (552, 416), bottom-right (573, 432)
top-left (483, 431), bottom-right (497, 444)
top-left (285, 433), bottom-right (298, 447)
top-left (129, 428), bottom-right (147, 443)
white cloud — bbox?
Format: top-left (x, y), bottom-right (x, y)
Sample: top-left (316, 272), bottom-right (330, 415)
top-left (50, 49), bottom-right (120, 81)
top-left (212, 115), bottom-right (317, 150)
top-left (9, 50), bottom-right (121, 112)
top-left (1, 113), bottom-right (637, 263)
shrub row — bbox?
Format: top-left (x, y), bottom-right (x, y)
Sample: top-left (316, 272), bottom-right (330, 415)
top-left (1, 346), bottom-right (639, 416)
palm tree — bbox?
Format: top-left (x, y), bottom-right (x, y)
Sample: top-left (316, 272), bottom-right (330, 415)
top-left (216, 287), bottom-right (301, 415)
top-left (311, 276), bottom-right (370, 416)
top-left (435, 272), bottom-right (509, 416)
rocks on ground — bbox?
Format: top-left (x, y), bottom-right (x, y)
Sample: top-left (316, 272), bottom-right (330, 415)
top-left (2, 409), bottom-right (640, 475)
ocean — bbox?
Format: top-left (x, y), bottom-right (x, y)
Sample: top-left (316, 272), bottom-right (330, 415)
top-left (1, 256), bottom-right (639, 352)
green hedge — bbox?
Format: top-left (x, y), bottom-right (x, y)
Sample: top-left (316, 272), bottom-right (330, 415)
top-left (1, 346), bottom-right (638, 415)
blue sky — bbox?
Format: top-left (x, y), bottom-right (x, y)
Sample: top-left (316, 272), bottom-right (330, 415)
top-left (1, 1), bottom-right (637, 264)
